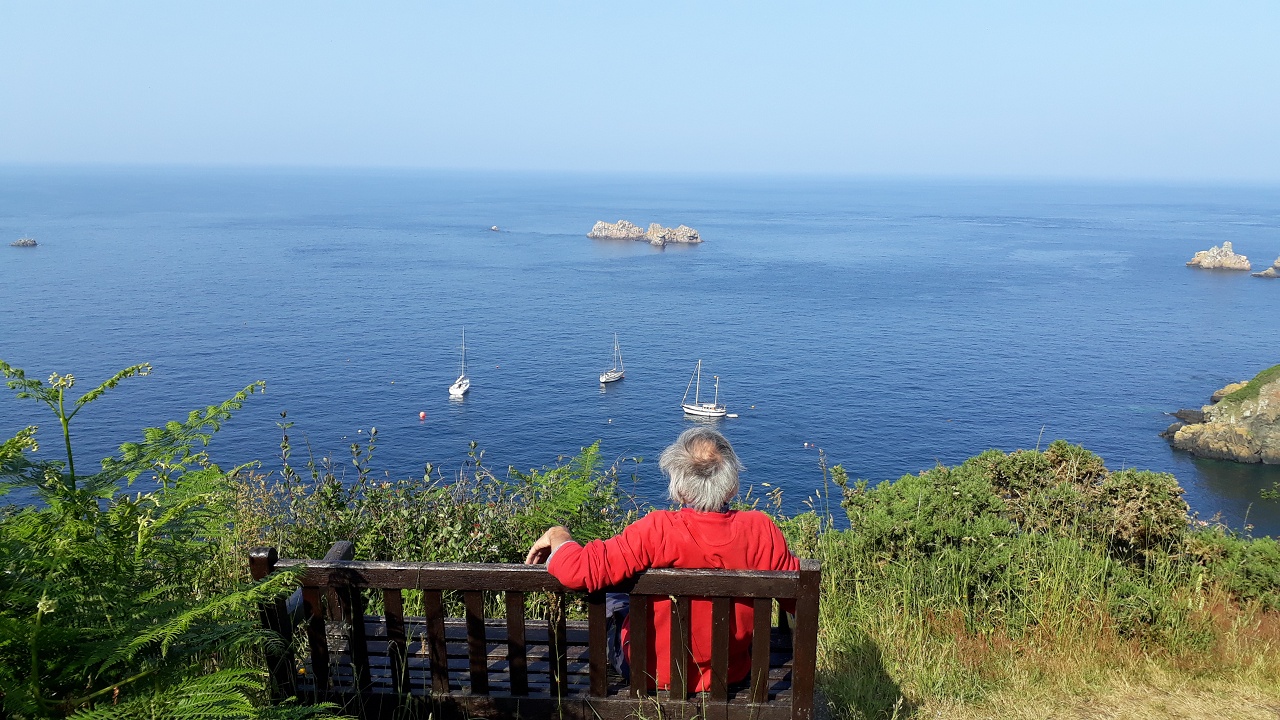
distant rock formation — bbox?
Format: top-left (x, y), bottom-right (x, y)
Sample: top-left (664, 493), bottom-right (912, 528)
top-left (644, 223), bottom-right (701, 247)
top-left (1186, 241), bottom-right (1250, 271)
top-left (587, 220), bottom-right (646, 240)
top-left (10, 237), bottom-right (36, 247)
top-left (1164, 367), bottom-right (1280, 464)
top-left (587, 220), bottom-right (702, 246)
top-left (1252, 255), bottom-right (1280, 278)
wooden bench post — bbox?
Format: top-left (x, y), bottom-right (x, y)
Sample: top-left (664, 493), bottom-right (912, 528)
top-left (790, 559), bottom-right (822, 720)
top-left (249, 547), bottom-right (296, 699)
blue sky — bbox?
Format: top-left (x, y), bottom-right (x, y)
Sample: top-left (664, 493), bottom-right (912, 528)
top-left (2, 2), bottom-right (1278, 181)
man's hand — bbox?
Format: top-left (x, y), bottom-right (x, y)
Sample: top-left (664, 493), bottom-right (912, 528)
top-left (525, 525), bottom-right (573, 565)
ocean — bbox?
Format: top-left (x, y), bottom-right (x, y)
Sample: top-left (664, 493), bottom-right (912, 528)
top-left (2, 167), bottom-right (1278, 535)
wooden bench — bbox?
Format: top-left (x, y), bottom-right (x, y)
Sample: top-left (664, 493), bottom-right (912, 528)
top-left (250, 542), bottom-right (820, 720)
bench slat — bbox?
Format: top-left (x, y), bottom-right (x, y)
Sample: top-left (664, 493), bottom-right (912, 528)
top-left (302, 586), bottom-right (329, 697)
top-left (751, 597), bottom-right (772, 703)
top-left (710, 596), bottom-right (732, 701)
top-left (424, 590), bottom-right (448, 693)
top-left (587, 592), bottom-right (607, 697)
top-left (275, 559), bottom-right (805, 598)
top-left (383, 589), bottom-right (407, 696)
top-left (669, 595), bottom-right (691, 700)
top-left (790, 560), bottom-right (821, 720)
top-left (550, 593), bottom-right (569, 697)
top-left (628, 594), bottom-right (650, 697)
top-left (464, 591), bottom-right (489, 694)
top-left (505, 591), bottom-right (528, 696)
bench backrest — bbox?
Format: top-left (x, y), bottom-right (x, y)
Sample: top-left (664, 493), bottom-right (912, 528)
top-left (251, 542), bottom-right (820, 720)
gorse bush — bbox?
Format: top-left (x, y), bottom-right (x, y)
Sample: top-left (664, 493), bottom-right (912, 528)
top-left (0, 362), bottom-right (326, 720)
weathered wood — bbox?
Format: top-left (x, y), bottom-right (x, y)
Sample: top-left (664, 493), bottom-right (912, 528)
top-left (301, 585), bottom-right (329, 697)
top-left (668, 595), bottom-right (691, 701)
top-left (464, 591), bottom-right (489, 694)
top-left (789, 560), bottom-right (821, 720)
top-left (710, 597), bottom-right (732, 701)
top-left (628, 594), bottom-right (650, 697)
top-left (751, 597), bottom-right (772, 703)
top-left (586, 592), bottom-right (607, 697)
top-left (423, 590), bottom-right (448, 693)
top-left (505, 591), bottom-right (528, 697)
top-left (383, 589), bottom-right (407, 696)
top-left (322, 542), bottom-right (355, 622)
top-left (249, 547), bottom-right (296, 699)
top-left (251, 546), bottom-right (819, 720)
top-left (550, 593), bottom-right (569, 698)
top-left (272, 559), bottom-right (804, 598)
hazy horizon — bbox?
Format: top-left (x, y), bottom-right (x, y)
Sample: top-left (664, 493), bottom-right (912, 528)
top-left (3, 2), bottom-right (1279, 183)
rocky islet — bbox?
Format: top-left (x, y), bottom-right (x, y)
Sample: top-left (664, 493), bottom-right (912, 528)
top-left (587, 220), bottom-right (702, 247)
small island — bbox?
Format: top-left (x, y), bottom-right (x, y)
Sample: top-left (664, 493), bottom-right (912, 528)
top-left (1163, 364), bottom-right (1280, 464)
top-left (1186, 241), bottom-right (1250, 270)
top-left (1252, 255), bottom-right (1280, 278)
top-left (10, 237), bottom-right (37, 248)
top-left (588, 220), bottom-right (702, 247)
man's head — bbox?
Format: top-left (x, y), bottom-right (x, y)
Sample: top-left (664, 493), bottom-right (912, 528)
top-left (659, 427), bottom-right (744, 511)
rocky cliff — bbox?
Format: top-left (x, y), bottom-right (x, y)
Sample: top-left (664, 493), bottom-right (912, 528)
top-left (1186, 242), bottom-right (1251, 271)
top-left (1165, 365), bottom-right (1280, 464)
top-left (1252, 256), bottom-right (1280, 279)
top-left (587, 220), bottom-right (646, 239)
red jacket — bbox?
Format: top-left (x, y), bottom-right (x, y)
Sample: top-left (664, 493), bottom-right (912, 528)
top-left (546, 508), bottom-right (800, 691)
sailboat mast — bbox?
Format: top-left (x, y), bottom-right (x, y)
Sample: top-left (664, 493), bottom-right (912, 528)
top-left (713, 375), bottom-right (719, 406)
top-left (461, 329), bottom-right (467, 375)
top-left (694, 360), bottom-right (702, 403)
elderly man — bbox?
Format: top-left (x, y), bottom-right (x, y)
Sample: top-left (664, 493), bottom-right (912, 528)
top-left (525, 427), bottom-right (800, 692)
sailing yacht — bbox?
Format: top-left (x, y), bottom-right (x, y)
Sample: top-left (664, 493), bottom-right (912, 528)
top-left (681, 360), bottom-right (726, 417)
top-left (448, 330), bottom-right (470, 397)
top-left (599, 334), bottom-right (625, 383)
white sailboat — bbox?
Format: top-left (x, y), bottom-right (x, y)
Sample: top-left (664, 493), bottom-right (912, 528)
top-left (448, 330), bottom-right (470, 397)
top-left (599, 334), bottom-right (625, 384)
top-left (681, 360), bottom-right (726, 417)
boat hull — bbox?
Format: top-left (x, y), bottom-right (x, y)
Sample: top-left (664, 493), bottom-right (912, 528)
top-left (449, 376), bottom-right (470, 397)
top-left (599, 370), bottom-right (624, 383)
top-left (682, 402), bottom-right (726, 418)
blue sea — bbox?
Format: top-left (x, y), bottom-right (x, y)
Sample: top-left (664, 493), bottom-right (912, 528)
top-left (2, 168), bottom-right (1278, 536)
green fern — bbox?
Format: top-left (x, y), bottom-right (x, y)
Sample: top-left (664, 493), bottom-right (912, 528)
top-left (0, 362), bottom-right (309, 720)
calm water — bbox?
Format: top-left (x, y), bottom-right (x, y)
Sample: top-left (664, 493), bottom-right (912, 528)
top-left (2, 168), bottom-right (1278, 535)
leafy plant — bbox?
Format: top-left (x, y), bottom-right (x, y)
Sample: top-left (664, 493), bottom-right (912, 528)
top-left (0, 361), bottom-right (311, 720)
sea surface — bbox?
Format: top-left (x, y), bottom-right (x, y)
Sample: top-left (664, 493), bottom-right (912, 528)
top-left (2, 168), bottom-right (1278, 536)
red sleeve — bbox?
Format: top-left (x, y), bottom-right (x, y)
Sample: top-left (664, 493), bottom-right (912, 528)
top-left (546, 512), bottom-right (667, 593)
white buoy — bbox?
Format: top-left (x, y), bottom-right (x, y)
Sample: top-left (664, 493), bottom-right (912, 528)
top-left (726, 413), bottom-right (739, 418)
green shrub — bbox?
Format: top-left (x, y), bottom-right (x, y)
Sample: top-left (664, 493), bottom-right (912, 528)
top-left (0, 362), bottom-right (319, 720)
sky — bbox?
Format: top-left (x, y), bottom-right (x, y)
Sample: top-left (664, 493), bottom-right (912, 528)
top-left (2, 1), bottom-right (1278, 181)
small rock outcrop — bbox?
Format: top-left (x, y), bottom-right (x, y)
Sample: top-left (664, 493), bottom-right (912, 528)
top-left (587, 220), bottom-right (646, 240)
top-left (587, 220), bottom-right (702, 246)
top-left (1166, 366), bottom-right (1280, 464)
top-left (1186, 241), bottom-right (1250, 271)
top-left (10, 237), bottom-right (37, 247)
top-left (1252, 255), bottom-right (1280, 278)
top-left (644, 223), bottom-right (701, 247)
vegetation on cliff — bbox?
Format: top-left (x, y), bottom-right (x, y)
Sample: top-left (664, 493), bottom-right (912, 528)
top-left (3, 362), bottom-right (1279, 719)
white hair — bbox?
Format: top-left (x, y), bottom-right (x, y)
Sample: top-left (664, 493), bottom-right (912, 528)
top-left (659, 427), bottom-right (744, 512)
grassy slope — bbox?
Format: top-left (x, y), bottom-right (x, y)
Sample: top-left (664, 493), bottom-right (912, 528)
top-left (1221, 363), bottom-right (1280, 405)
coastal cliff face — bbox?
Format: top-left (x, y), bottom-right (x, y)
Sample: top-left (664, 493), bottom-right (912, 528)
top-left (587, 220), bottom-right (646, 239)
top-left (1186, 241), bottom-right (1251, 271)
top-left (587, 220), bottom-right (702, 247)
top-left (1169, 366), bottom-right (1280, 464)
top-left (1252, 256), bottom-right (1280, 278)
